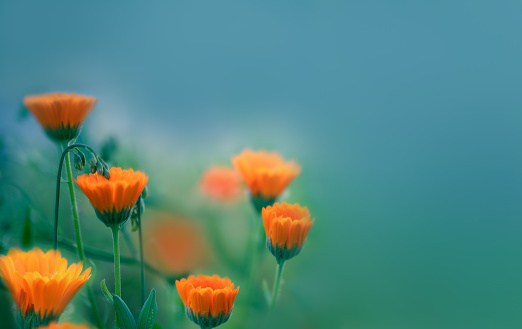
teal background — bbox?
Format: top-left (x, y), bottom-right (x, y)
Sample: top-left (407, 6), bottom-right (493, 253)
top-left (1, 1), bottom-right (522, 328)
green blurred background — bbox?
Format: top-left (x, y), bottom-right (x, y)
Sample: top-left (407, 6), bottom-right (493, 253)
top-left (0, 1), bottom-right (521, 328)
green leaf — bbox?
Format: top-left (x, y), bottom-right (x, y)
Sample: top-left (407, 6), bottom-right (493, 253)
top-left (100, 279), bottom-right (114, 305)
top-left (113, 295), bottom-right (137, 329)
top-left (152, 324), bottom-right (163, 329)
top-left (21, 208), bottom-right (32, 249)
top-left (137, 289), bottom-right (157, 329)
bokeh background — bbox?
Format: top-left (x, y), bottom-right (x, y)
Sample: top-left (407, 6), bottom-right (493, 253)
top-left (1, 1), bottom-right (522, 329)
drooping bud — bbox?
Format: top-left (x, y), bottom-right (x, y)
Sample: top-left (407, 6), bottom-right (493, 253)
top-left (74, 153), bottom-right (84, 171)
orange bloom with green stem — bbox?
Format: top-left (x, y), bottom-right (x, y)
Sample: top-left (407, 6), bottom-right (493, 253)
top-left (232, 149), bottom-right (300, 212)
top-left (23, 93), bottom-right (97, 143)
top-left (0, 248), bottom-right (91, 328)
top-left (74, 167), bottom-right (148, 228)
top-left (176, 275), bottom-right (239, 329)
top-left (39, 322), bottom-right (95, 329)
top-left (262, 202), bottom-right (315, 263)
top-left (199, 166), bottom-right (242, 202)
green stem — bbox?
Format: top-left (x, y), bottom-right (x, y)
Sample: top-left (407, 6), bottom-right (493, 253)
top-left (62, 143), bottom-right (103, 329)
top-left (270, 261), bottom-right (285, 309)
top-left (112, 226), bottom-right (121, 297)
top-left (138, 195), bottom-right (146, 305)
top-left (63, 147), bottom-right (85, 260)
top-left (245, 211), bottom-right (264, 305)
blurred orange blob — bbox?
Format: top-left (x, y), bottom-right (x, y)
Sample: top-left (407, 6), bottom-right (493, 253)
top-left (199, 166), bottom-right (242, 202)
top-left (144, 214), bottom-right (207, 277)
top-left (176, 274), bottom-right (239, 327)
top-left (232, 149), bottom-right (301, 200)
top-left (262, 202), bottom-right (314, 262)
top-left (23, 92), bottom-right (97, 142)
top-left (40, 322), bottom-right (94, 329)
top-left (74, 167), bottom-right (148, 227)
top-left (0, 248), bottom-right (91, 324)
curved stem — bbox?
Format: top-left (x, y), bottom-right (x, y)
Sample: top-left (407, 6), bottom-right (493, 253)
top-left (270, 261), bottom-right (285, 309)
top-left (54, 143), bottom-right (99, 249)
top-left (60, 142), bottom-right (103, 328)
top-left (138, 195), bottom-right (146, 305)
top-left (112, 226), bottom-right (121, 297)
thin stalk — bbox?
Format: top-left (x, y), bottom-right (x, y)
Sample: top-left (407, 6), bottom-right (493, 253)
top-left (245, 211), bottom-right (264, 305)
top-left (270, 261), bottom-right (285, 309)
top-left (138, 195), bottom-right (146, 305)
top-left (54, 143), bottom-right (98, 250)
top-left (112, 226), bottom-right (121, 297)
top-left (61, 143), bottom-right (103, 328)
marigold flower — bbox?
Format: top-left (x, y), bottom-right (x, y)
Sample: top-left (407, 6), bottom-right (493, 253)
top-left (262, 202), bottom-right (314, 263)
top-left (23, 93), bottom-right (97, 142)
top-left (39, 322), bottom-right (94, 329)
top-left (176, 274), bottom-right (239, 328)
top-left (74, 167), bottom-right (148, 228)
top-left (232, 149), bottom-right (300, 211)
top-left (0, 248), bottom-right (91, 326)
top-left (199, 166), bottom-right (242, 202)
top-left (144, 214), bottom-right (207, 278)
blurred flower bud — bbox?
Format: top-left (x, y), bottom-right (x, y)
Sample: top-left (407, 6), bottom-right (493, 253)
top-left (74, 153), bottom-right (84, 171)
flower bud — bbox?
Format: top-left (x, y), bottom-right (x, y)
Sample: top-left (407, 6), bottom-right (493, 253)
top-left (74, 154), bottom-right (84, 171)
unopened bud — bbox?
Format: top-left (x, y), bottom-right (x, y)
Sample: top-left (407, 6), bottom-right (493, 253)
top-left (74, 154), bottom-right (84, 171)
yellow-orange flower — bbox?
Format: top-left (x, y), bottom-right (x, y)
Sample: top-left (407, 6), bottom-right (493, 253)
top-left (23, 93), bottom-right (97, 142)
top-left (0, 248), bottom-right (91, 325)
top-left (262, 202), bottom-right (314, 263)
top-left (74, 167), bottom-right (148, 227)
top-left (39, 322), bottom-right (94, 329)
top-left (144, 213), bottom-right (207, 277)
top-left (199, 166), bottom-right (242, 202)
top-left (232, 149), bottom-right (300, 208)
top-left (176, 274), bottom-right (239, 328)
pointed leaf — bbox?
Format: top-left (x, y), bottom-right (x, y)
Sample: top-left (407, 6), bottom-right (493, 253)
top-left (137, 289), bottom-right (157, 329)
top-left (100, 279), bottom-right (114, 305)
top-left (113, 295), bottom-right (137, 329)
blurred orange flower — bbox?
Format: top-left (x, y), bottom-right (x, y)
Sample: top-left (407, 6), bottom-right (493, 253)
top-left (0, 248), bottom-right (91, 326)
top-left (262, 202), bottom-right (314, 263)
top-left (199, 166), bottom-right (242, 202)
top-left (144, 214), bottom-right (206, 278)
top-left (74, 167), bottom-right (148, 228)
top-left (176, 274), bottom-right (239, 328)
top-left (23, 93), bottom-right (97, 142)
top-left (232, 149), bottom-right (300, 209)
top-left (39, 322), bottom-right (94, 329)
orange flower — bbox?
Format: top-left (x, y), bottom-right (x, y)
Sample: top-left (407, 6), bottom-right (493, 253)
top-left (199, 166), bottom-right (242, 202)
top-left (262, 202), bottom-right (314, 263)
top-left (144, 213), bottom-right (207, 277)
top-left (0, 248), bottom-right (91, 326)
top-left (232, 149), bottom-right (300, 210)
top-left (74, 167), bottom-right (148, 227)
top-left (39, 322), bottom-right (94, 329)
top-left (23, 93), bottom-right (97, 142)
top-left (176, 274), bottom-right (239, 328)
